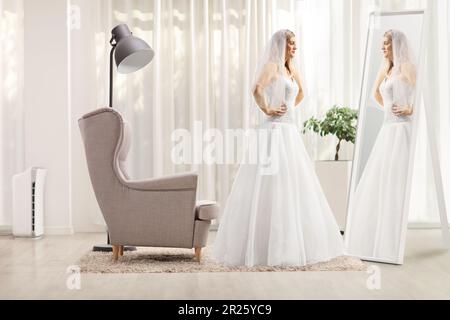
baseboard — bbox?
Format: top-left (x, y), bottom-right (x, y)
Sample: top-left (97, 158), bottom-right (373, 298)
top-left (73, 225), bottom-right (107, 233)
top-left (408, 223), bottom-right (450, 229)
top-left (209, 222), bottom-right (449, 232)
top-left (2, 225), bottom-right (78, 236)
top-left (0, 225), bottom-right (12, 236)
top-left (44, 226), bottom-right (75, 235)
top-left (8, 223), bottom-right (443, 236)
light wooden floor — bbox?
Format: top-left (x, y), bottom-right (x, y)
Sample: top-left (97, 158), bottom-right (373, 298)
top-left (0, 230), bottom-right (449, 300)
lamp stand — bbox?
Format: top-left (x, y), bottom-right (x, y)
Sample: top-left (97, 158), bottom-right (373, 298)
top-left (109, 40), bottom-right (116, 108)
top-left (93, 233), bottom-right (137, 253)
top-left (91, 37), bottom-right (137, 253)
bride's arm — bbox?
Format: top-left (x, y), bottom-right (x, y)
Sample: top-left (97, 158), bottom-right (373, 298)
top-left (374, 72), bottom-right (385, 107)
top-left (395, 63), bottom-right (416, 116)
top-left (393, 75), bottom-right (415, 116)
top-left (253, 63), bottom-right (286, 116)
top-left (292, 68), bottom-right (305, 107)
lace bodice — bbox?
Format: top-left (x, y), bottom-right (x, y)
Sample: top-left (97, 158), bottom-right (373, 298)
top-left (379, 76), bottom-right (414, 124)
top-left (266, 75), bottom-right (299, 124)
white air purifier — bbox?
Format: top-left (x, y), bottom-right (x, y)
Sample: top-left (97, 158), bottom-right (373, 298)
top-left (12, 168), bottom-right (47, 238)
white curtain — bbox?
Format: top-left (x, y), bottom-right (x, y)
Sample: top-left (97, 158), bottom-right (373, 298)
top-left (298, 0), bottom-right (364, 161)
top-left (83, 0), bottom-right (309, 211)
top-left (86, 0), bottom-right (370, 210)
top-left (303, 0), bottom-right (450, 224)
top-left (416, 0), bottom-right (450, 224)
top-left (357, 0), bottom-right (449, 224)
top-left (70, 0), bottom-right (449, 225)
top-left (0, 0), bottom-right (24, 227)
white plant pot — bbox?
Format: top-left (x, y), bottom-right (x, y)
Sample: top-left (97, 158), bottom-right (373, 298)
top-left (314, 161), bottom-right (352, 232)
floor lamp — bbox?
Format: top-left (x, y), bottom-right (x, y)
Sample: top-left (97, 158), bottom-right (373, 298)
top-left (93, 24), bottom-right (154, 252)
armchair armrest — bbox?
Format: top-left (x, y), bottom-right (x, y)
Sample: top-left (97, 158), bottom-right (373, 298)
top-left (123, 172), bottom-right (198, 191)
top-left (195, 200), bottom-right (220, 221)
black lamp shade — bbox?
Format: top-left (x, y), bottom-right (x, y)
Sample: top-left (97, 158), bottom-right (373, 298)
top-left (112, 24), bottom-right (154, 74)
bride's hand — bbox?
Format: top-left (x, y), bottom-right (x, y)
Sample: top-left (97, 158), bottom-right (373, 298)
top-left (392, 104), bottom-right (413, 116)
top-left (265, 104), bottom-right (287, 116)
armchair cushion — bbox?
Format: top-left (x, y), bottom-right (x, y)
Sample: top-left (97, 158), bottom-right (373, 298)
top-left (124, 172), bottom-right (198, 191)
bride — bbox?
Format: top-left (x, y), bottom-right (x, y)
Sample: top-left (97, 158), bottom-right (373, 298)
top-left (213, 30), bottom-right (344, 267)
top-left (345, 30), bottom-right (417, 262)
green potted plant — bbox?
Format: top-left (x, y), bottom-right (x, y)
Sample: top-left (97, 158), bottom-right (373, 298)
top-left (303, 106), bottom-right (358, 161)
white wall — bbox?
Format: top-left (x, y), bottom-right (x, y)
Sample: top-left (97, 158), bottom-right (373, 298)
top-left (23, 0), bottom-right (72, 234)
top-left (69, 0), bottom-right (105, 232)
top-left (15, 0), bottom-right (105, 234)
top-left (0, 0), bottom-right (24, 230)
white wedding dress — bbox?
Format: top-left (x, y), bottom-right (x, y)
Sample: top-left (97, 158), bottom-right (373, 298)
top-left (213, 75), bottom-right (345, 267)
top-left (345, 75), bottom-right (414, 261)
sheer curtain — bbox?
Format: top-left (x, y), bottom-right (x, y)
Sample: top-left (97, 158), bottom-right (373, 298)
top-left (71, 0), bottom-right (449, 225)
top-left (306, 0), bottom-right (449, 224)
top-left (253, 0), bottom-right (444, 226)
top-left (297, 0), bottom-right (365, 160)
top-left (0, 0), bottom-right (24, 229)
top-left (356, 0), bottom-right (449, 224)
top-left (83, 0), bottom-right (310, 212)
top-left (416, 0), bottom-right (450, 225)
top-left (87, 0), bottom-right (372, 212)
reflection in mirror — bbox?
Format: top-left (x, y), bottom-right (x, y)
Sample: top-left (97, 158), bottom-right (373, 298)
top-left (344, 11), bottom-right (425, 265)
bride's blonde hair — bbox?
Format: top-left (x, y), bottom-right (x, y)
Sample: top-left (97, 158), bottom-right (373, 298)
top-left (384, 29), bottom-right (416, 85)
top-left (285, 30), bottom-right (296, 73)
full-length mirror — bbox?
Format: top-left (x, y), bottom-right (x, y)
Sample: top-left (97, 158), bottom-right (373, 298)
top-left (344, 11), bottom-right (425, 264)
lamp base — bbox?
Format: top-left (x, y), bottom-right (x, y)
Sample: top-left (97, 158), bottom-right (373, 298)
top-left (92, 245), bottom-right (137, 252)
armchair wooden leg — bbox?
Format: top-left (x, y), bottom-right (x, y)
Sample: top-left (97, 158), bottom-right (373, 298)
top-left (119, 246), bottom-right (124, 257)
top-left (112, 245), bottom-right (119, 262)
top-left (195, 247), bottom-right (202, 263)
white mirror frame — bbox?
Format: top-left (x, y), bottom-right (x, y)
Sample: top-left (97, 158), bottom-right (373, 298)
top-left (344, 10), bottom-right (428, 265)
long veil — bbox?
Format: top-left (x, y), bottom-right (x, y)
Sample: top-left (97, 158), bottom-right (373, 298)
top-left (373, 29), bottom-right (417, 110)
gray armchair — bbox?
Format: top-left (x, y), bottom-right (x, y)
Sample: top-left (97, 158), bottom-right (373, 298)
top-left (79, 108), bottom-right (219, 262)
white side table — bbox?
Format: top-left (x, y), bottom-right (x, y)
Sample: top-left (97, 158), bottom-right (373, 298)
top-left (314, 160), bottom-right (352, 232)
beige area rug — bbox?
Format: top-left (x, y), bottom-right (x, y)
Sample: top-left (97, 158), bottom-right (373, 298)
top-left (78, 246), bottom-right (367, 273)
